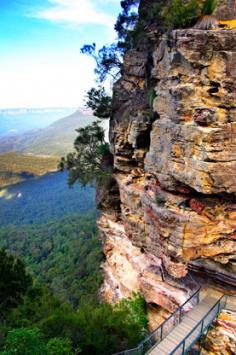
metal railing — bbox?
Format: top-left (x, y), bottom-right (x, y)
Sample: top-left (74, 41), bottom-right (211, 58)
top-left (169, 294), bottom-right (236, 355)
top-left (114, 286), bottom-right (201, 355)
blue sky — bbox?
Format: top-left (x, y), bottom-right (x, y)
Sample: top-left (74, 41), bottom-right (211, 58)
top-left (0, 0), bottom-right (121, 108)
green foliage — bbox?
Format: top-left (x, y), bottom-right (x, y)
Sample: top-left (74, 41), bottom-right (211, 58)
top-left (60, 121), bottom-right (112, 187)
top-left (194, 0), bottom-right (218, 29)
top-left (156, 196), bottom-right (166, 207)
top-left (1, 328), bottom-right (46, 355)
top-left (80, 43), bottom-right (122, 82)
top-left (0, 213), bottom-right (102, 307)
top-left (0, 223), bottom-right (148, 354)
top-left (162, 0), bottom-right (200, 29)
top-left (85, 87), bottom-right (112, 119)
top-left (0, 249), bottom-right (32, 319)
top-left (115, 0), bottom-right (140, 51)
top-left (41, 294), bottom-right (147, 354)
top-left (116, 293), bottom-right (148, 331)
top-left (0, 172), bottom-right (95, 227)
top-left (46, 337), bottom-right (73, 355)
top-left (202, 0), bottom-right (217, 15)
top-left (80, 2), bottom-right (141, 81)
top-left (148, 88), bottom-right (157, 108)
top-left (7, 287), bottom-right (63, 330)
top-left (1, 328), bottom-right (73, 355)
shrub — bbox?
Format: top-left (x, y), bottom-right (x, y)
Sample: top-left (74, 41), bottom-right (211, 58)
top-left (148, 88), bottom-right (157, 108)
top-left (162, 0), bottom-right (200, 29)
top-left (1, 328), bottom-right (46, 355)
top-left (40, 294), bottom-right (147, 354)
top-left (46, 337), bottom-right (73, 355)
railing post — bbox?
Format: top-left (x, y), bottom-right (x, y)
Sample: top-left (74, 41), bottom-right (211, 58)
top-left (225, 295), bottom-right (228, 309)
top-left (217, 300), bottom-right (221, 315)
top-left (182, 341), bottom-right (185, 355)
top-left (197, 290), bottom-right (200, 304)
top-left (160, 325), bottom-right (163, 341)
top-left (201, 319), bottom-right (204, 334)
top-left (140, 343), bottom-right (143, 355)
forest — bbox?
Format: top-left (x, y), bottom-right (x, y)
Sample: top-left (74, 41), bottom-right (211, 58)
top-left (0, 211), bottom-right (147, 354)
top-left (0, 212), bottom-right (101, 307)
top-left (0, 172), bottom-right (95, 226)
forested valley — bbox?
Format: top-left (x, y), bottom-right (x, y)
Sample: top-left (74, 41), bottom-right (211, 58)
top-left (0, 210), bottom-right (147, 355)
top-left (0, 167), bottom-right (147, 354)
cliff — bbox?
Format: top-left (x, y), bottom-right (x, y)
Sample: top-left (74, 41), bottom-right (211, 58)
top-left (98, 0), bottom-right (236, 330)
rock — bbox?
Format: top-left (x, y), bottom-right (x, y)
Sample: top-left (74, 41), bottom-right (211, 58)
top-left (99, 214), bottom-right (198, 326)
top-left (97, 0), bottom-right (236, 334)
top-left (146, 29), bottom-right (236, 194)
top-left (201, 309), bottom-right (236, 354)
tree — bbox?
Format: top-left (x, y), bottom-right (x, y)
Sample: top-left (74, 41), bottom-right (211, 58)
top-left (41, 294), bottom-right (147, 354)
top-left (0, 249), bottom-right (32, 319)
top-left (80, 43), bottom-right (122, 82)
top-left (85, 87), bottom-right (112, 119)
top-left (115, 0), bottom-right (140, 51)
top-left (80, 2), bottom-right (142, 82)
top-left (1, 328), bottom-right (46, 355)
top-left (59, 121), bottom-right (111, 187)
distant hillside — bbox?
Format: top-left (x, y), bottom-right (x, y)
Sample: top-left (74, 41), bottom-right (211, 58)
top-left (0, 109), bottom-right (95, 156)
top-left (0, 152), bottom-right (59, 187)
top-left (0, 107), bottom-right (75, 136)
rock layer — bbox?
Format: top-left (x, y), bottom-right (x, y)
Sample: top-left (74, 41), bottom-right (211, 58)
top-left (98, 0), bottom-right (236, 329)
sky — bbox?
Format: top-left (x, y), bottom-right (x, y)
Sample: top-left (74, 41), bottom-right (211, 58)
top-left (0, 0), bottom-right (121, 109)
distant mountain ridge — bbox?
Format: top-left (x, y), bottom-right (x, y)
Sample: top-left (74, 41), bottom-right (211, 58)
top-left (0, 107), bottom-right (77, 136)
top-left (0, 107), bottom-right (77, 115)
top-left (0, 109), bottom-right (95, 156)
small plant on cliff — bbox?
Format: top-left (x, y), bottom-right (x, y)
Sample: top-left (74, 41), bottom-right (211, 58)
top-left (194, 0), bottom-right (218, 29)
top-left (162, 0), bottom-right (200, 29)
top-left (148, 88), bottom-right (157, 108)
top-left (59, 121), bottom-right (112, 187)
top-left (156, 196), bottom-right (166, 207)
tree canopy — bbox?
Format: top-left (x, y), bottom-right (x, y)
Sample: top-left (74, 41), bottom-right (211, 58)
top-left (60, 121), bottom-right (111, 187)
top-left (0, 249), bottom-right (32, 319)
top-left (85, 87), bottom-right (112, 119)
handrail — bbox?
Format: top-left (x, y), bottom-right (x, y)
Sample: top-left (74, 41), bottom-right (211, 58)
top-left (169, 294), bottom-right (235, 355)
top-left (113, 285), bottom-right (201, 355)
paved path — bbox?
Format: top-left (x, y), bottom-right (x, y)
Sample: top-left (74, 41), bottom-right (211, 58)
top-left (226, 296), bottom-right (236, 312)
top-left (148, 295), bottom-right (221, 355)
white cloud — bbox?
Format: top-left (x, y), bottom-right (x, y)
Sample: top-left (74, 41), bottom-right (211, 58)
top-left (32, 0), bottom-right (116, 28)
top-left (0, 52), bottom-right (96, 108)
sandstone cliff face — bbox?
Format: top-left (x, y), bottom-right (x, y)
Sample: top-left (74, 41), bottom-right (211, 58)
top-left (98, 0), bottom-right (236, 330)
top-left (201, 309), bottom-right (236, 354)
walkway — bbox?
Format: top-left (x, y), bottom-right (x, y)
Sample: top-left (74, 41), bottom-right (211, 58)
top-left (114, 292), bottom-right (235, 355)
top-left (148, 295), bottom-right (221, 355)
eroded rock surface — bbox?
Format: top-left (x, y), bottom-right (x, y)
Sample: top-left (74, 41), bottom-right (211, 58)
top-left (201, 309), bottom-right (236, 354)
top-left (98, 0), bottom-right (236, 330)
